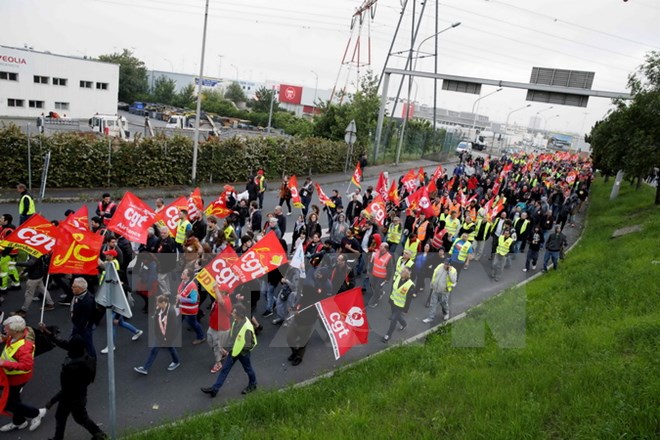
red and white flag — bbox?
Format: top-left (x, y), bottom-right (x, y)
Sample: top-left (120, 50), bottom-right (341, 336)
top-left (351, 162), bottom-right (362, 189)
top-left (107, 192), bottom-right (156, 244)
top-left (315, 183), bottom-right (335, 208)
top-left (154, 197), bottom-right (188, 237)
top-left (363, 195), bottom-right (387, 226)
top-left (0, 214), bottom-right (57, 257)
top-left (49, 228), bottom-right (104, 275)
top-left (406, 186), bottom-right (435, 218)
top-left (229, 231), bottom-right (288, 283)
top-left (204, 195), bottom-right (234, 219)
top-left (401, 169), bottom-right (418, 193)
top-left (288, 175), bottom-right (304, 208)
top-left (374, 172), bottom-right (389, 201)
top-left (315, 287), bottom-right (369, 360)
top-left (195, 246), bottom-right (241, 296)
top-left (62, 205), bottom-right (90, 232)
top-left (187, 188), bottom-right (204, 221)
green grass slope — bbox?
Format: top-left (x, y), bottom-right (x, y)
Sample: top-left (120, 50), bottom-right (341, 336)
top-left (131, 178), bottom-right (659, 440)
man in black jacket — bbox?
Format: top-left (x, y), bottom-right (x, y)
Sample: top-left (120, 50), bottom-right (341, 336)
top-left (542, 225), bottom-right (567, 272)
top-left (70, 278), bottom-right (97, 358)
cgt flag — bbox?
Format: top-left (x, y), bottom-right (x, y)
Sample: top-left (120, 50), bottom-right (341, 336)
top-left (107, 192), bottom-right (157, 245)
top-left (187, 188), bottom-right (204, 221)
top-left (154, 197), bottom-right (189, 237)
top-left (0, 214), bottom-right (57, 257)
top-left (315, 287), bottom-right (369, 360)
top-left (288, 175), bottom-right (304, 208)
top-left (374, 172), bottom-right (388, 201)
top-left (363, 195), bottom-right (387, 226)
top-left (204, 195), bottom-right (234, 219)
top-left (229, 230), bottom-right (288, 283)
top-left (315, 183), bottom-right (335, 208)
top-left (62, 205), bottom-right (90, 232)
top-left (49, 228), bottom-right (104, 275)
top-left (351, 162), bottom-right (362, 189)
top-left (195, 246), bottom-right (241, 297)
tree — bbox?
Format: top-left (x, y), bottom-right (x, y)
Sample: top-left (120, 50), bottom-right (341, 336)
top-left (252, 86), bottom-right (277, 113)
top-left (173, 84), bottom-right (196, 109)
top-left (224, 82), bottom-right (247, 104)
top-left (151, 75), bottom-right (176, 105)
top-left (98, 49), bottom-right (148, 103)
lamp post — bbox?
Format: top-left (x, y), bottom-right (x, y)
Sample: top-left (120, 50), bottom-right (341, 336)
top-left (163, 58), bottom-right (174, 72)
top-left (230, 63), bottom-right (239, 81)
top-left (190, 0), bottom-right (210, 185)
top-left (502, 104), bottom-right (531, 150)
top-left (543, 114), bottom-right (560, 132)
top-left (395, 22), bottom-right (462, 165)
top-left (217, 54), bottom-right (223, 78)
top-left (311, 70), bottom-right (319, 107)
top-left (470, 87), bottom-right (503, 139)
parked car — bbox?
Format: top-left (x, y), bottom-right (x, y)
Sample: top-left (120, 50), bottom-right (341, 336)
top-left (456, 141), bottom-right (472, 154)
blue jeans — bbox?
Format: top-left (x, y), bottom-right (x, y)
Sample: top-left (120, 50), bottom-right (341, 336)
top-left (212, 352), bottom-right (257, 392)
top-left (262, 282), bottom-right (277, 312)
top-left (143, 346), bottom-right (179, 371)
top-left (525, 249), bottom-right (539, 270)
top-left (543, 250), bottom-right (560, 271)
top-left (183, 314), bottom-right (205, 340)
top-left (112, 313), bottom-right (140, 341)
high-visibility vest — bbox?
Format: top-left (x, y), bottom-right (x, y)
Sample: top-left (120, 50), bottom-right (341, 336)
top-left (415, 220), bottom-right (430, 242)
top-left (231, 318), bottom-right (257, 357)
top-left (496, 235), bottom-right (514, 256)
top-left (430, 227), bottom-right (447, 250)
top-left (371, 252), bottom-right (392, 279)
top-left (394, 256), bottom-right (414, 278)
top-left (99, 259), bottom-right (120, 285)
top-left (404, 237), bottom-right (419, 259)
top-left (176, 219), bottom-right (191, 244)
top-left (462, 222), bottom-right (476, 241)
top-left (513, 218), bottom-right (530, 237)
top-left (1, 337), bottom-right (33, 375)
top-left (432, 265), bottom-right (457, 293)
top-left (178, 281), bottom-right (199, 316)
top-left (445, 217), bottom-right (461, 239)
top-left (475, 220), bottom-right (492, 241)
top-left (19, 194), bottom-right (36, 216)
top-left (386, 223), bottom-right (402, 244)
top-left (390, 276), bottom-right (414, 308)
top-left (255, 175), bottom-right (266, 192)
top-left (224, 224), bottom-right (236, 241)
top-left (97, 201), bottom-right (117, 225)
top-left (449, 239), bottom-right (472, 262)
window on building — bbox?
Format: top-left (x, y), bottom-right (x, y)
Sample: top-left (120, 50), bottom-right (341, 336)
top-left (80, 80), bottom-right (93, 89)
top-left (33, 75), bottom-right (49, 84)
top-left (55, 102), bottom-right (70, 110)
top-left (0, 71), bottom-right (18, 81)
top-left (29, 100), bottom-right (45, 109)
top-left (96, 82), bottom-right (109, 90)
top-left (53, 77), bottom-right (68, 86)
top-left (7, 99), bottom-right (25, 107)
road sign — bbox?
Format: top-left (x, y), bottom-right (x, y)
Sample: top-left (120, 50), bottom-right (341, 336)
top-left (344, 120), bottom-right (357, 145)
top-left (96, 262), bottom-right (133, 319)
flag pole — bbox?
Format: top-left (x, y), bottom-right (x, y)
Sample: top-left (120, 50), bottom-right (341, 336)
top-left (39, 273), bottom-right (50, 324)
top-left (284, 302), bottom-right (318, 321)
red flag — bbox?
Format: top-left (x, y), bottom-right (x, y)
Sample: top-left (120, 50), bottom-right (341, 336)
top-left (489, 196), bottom-right (507, 221)
top-left (375, 172), bottom-right (388, 201)
top-left (417, 167), bottom-right (425, 183)
top-left (49, 228), bottom-right (104, 275)
top-left (154, 197), bottom-right (188, 237)
top-left (204, 195), bottom-right (234, 219)
top-left (402, 169), bottom-right (418, 193)
top-left (0, 214), bottom-right (57, 257)
top-left (62, 205), bottom-right (89, 232)
top-left (195, 246), bottom-right (241, 296)
top-left (107, 192), bottom-right (157, 244)
top-left (187, 188), bottom-right (204, 221)
top-left (363, 195), bottom-right (387, 226)
top-left (229, 231), bottom-right (288, 283)
top-left (315, 183), bottom-right (335, 208)
top-left (388, 179), bottom-right (400, 206)
top-left (288, 175), bottom-right (304, 208)
top-left (351, 162), bottom-right (362, 189)
top-left (426, 165), bottom-right (443, 194)
top-left (407, 187), bottom-right (435, 218)
top-left (315, 287), bottom-right (369, 360)
top-left (492, 179), bottom-right (501, 196)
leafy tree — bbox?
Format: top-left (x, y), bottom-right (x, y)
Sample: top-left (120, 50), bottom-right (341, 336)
top-left (151, 75), bottom-right (176, 105)
top-left (224, 82), bottom-right (248, 104)
top-left (173, 84), bottom-right (196, 109)
top-left (98, 49), bottom-right (148, 103)
top-left (252, 86), bottom-right (278, 113)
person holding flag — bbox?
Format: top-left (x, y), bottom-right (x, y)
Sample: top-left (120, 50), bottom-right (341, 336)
top-left (382, 267), bottom-right (414, 343)
top-left (175, 209), bottom-right (192, 252)
top-left (176, 269), bottom-right (206, 345)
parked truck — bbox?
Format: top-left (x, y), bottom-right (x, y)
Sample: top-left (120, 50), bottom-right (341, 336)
top-left (88, 114), bottom-right (129, 139)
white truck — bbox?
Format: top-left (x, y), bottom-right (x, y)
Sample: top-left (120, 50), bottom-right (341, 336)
top-left (89, 114), bottom-right (129, 139)
top-left (165, 113), bottom-right (220, 136)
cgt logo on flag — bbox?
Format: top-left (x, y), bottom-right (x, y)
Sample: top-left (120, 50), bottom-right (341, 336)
top-left (315, 287), bottom-right (369, 360)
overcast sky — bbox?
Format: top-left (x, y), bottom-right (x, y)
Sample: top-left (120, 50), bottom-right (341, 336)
top-left (4, 0), bottom-right (659, 134)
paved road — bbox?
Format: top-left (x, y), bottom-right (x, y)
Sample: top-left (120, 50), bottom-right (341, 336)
top-left (0, 157), bottom-right (584, 439)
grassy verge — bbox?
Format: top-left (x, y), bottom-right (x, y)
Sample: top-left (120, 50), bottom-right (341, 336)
top-left (130, 178), bottom-right (659, 440)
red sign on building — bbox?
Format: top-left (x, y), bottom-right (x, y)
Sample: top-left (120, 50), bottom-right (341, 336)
top-left (279, 84), bottom-right (303, 105)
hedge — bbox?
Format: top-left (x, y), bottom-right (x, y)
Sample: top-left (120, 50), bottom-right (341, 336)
top-left (0, 124), bottom-right (363, 188)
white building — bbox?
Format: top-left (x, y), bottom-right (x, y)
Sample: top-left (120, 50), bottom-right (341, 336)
top-left (0, 45), bottom-right (119, 119)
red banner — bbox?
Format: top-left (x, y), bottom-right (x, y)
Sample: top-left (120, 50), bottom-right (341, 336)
top-left (351, 162), bottom-right (362, 189)
top-left (388, 179), bottom-right (400, 206)
top-left (279, 84), bottom-right (303, 105)
top-left (288, 175), bottom-right (304, 208)
top-left (229, 231), bottom-right (288, 283)
top-left (107, 192), bottom-right (157, 244)
top-left (407, 187), bottom-right (435, 218)
top-left (49, 228), bottom-right (103, 275)
top-left (195, 246), bottom-right (241, 296)
top-left (0, 214), bottom-right (57, 257)
top-left (62, 205), bottom-right (89, 232)
top-left (315, 287), bottom-right (369, 360)
top-left (204, 195), bottom-right (234, 219)
top-left (364, 195), bottom-right (387, 226)
top-left (401, 169), bottom-right (418, 193)
top-left (315, 183), bottom-right (335, 208)
top-left (187, 188), bottom-right (204, 221)
top-left (375, 172), bottom-right (388, 202)
top-left (154, 197), bottom-right (188, 237)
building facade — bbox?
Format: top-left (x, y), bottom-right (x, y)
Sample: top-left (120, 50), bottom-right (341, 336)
top-left (0, 45), bottom-right (119, 119)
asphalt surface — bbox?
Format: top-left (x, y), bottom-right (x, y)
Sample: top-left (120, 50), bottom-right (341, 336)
top-left (0, 157), bottom-right (586, 439)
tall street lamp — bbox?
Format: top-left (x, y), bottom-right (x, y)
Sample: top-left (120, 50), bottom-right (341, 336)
top-left (191, 0), bottom-right (210, 185)
top-left (544, 114), bottom-right (560, 132)
top-left (217, 54), bottom-right (223, 78)
top-left (311, 70), bottom-right (319, 107)
top-left (230, 63), bottom-right (239, 81)
top-left (164, 58), bottom-right (174, 72)
top-left (470, 87), bottom-right (503, 138)
top-left (502, 104), bottom-right (531, 149)
top-left (396, 22), bottom-right (462, 165)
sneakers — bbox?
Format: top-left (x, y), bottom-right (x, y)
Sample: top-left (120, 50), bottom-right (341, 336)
top-left (167, 362), bottom-right (181, 371)
top-left (522, 268), bottom-right (528, 272)
top-left (0, 421), bottom-right (28, 432)
top-left (286, 212), bottom-right (292, 216)
top-left (100, 346), bottom-right (115, 354)
top-left (398, 323), bottom-right (407, 331)
top-left (272, 318), bottom-right (284, 325)
top-left (201, 387), bottom-right (217, 397)
top-left (32, 296), bottom-right (42, 302)
top-left (29, 408), bottom-right (47, 431)
top-left (192, 338), bottom-right (206, 345)
top-left (532, 265), bottom-right (537, 270)
top-left (132, 330), bottom-right (144, 341)
top-left (43, 304), bottom-right (55, 311)
top-left (422, 317), bottom-right (432, 324)
top-left (443, 313), bottom-right (449, 320)
top-left (211, 362), bottom-right (222, 374)
top-left (58, 301), bottom-right (71, 306)
top-left (241, 384), bottom-right (257, 394)
top-left (382, 335), bottom-right (390, 343)
top-left (59, 293), bottom-right (68, 300)
top-left (262, 309), bottom-right (273, 317)
top-left (133, 366), bottom-right (148, 375)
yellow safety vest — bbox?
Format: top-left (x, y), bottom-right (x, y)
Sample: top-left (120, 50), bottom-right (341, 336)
top-left (463, 222), bottom-right (476, 242)
top-left (390, 276), bottom-right (414, 308)
top-left (99, 259), bottom-right (120, 285)
top-left (514, 218), bottom-right (529, 237)
top-left (475, 220), bottom-right (492, 241)
top-left (231, 318), bottom-right (257, 357)
top-left (386, 223), bottom-right (401, 244)
top-left (403, 238), bottom-right (419, 259)
top-left (1, 338), bottom-right (33, 375)
top-left (224, 225), bottom-right (236, 241)
top-left (432, 265), bottom-right (457, 292)
top-left (19, 194), bottom-right (36, 215)
top-left (449, 239), bottom-right (472, 262)
top-left (445, 218), bottom-right (461, 239)
top-left (176, 219), bottom-right (191, 245)
top-left (496, 235), bottom-right (514, 256)
top-left (394, 256), bottom-right (414, 278)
